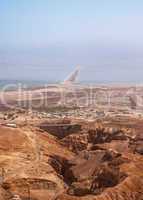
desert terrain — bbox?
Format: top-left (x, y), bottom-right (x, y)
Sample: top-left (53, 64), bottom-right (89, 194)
top-left (0, 85), bottom-right (143, 200)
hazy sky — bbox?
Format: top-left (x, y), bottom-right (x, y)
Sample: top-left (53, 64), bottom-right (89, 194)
top-left (0, 0), bottom-right (143, 82)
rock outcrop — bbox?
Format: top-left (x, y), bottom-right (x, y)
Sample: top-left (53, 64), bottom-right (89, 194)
top-left (0, 120), bottom-right (143, 200)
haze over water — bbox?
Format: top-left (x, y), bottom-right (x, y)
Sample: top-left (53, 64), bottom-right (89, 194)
top-left (0, 0), bottom-right (143, 84)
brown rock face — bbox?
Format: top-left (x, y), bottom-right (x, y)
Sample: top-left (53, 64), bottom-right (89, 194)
top-left (55, 150), bottom-right (127, 197)
top-left (0, 126), bottom-right (73, 200)
top-left (39, 122), bottom-right (81, 139)
top-left (61, 127), bottom-right (129, 153)
top-left (0, 120), bottom-right (143, 200)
